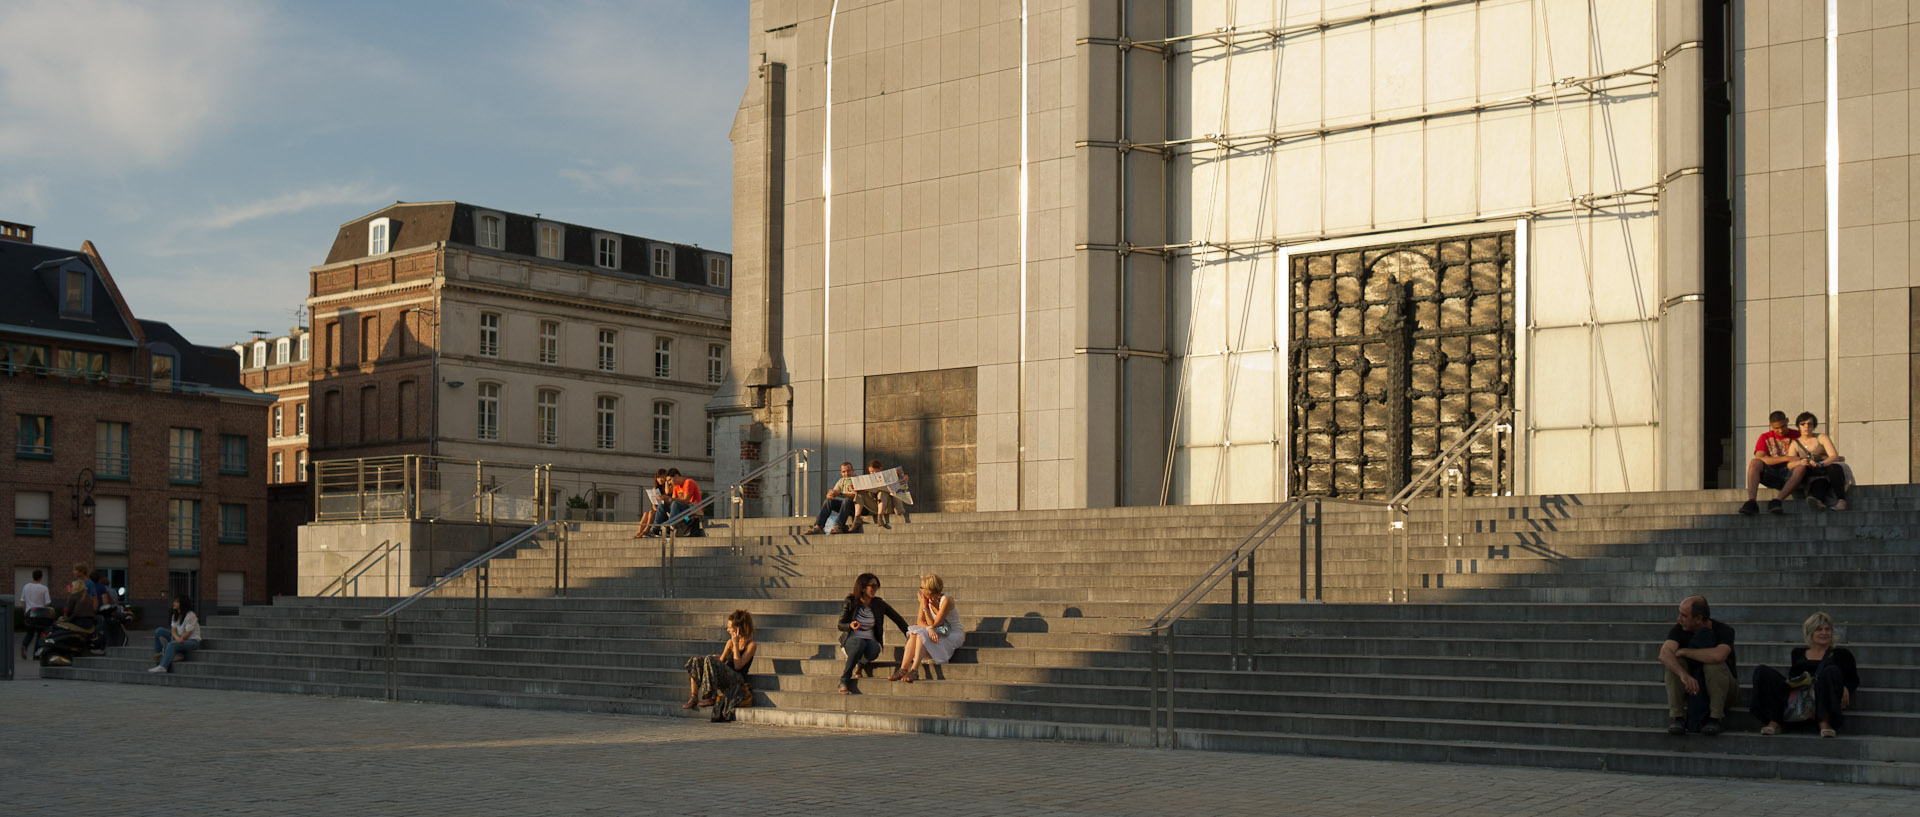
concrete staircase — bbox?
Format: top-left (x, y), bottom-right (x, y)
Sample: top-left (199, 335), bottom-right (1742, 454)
top-left (43, 487), bottom-right (1920, 786)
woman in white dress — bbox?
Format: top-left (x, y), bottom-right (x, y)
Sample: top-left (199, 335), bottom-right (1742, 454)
top-left (891, 574), bottom-right (962, 682)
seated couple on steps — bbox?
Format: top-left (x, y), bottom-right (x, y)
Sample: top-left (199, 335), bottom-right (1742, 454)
top-left (1659, 596), bottom-right (1865, 739)
top-left (836, 572), bottom-right (962, 694)
top-left (1740, 410), bottom-right (1849, 515)
top-left (804, 460), bottom-right (908, 535)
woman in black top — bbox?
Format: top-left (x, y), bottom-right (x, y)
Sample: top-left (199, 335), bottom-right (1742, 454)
top-left (683, 609), bottom-right (757, 722)
top-left (1751, 611), bottom-right (1861, 737)
top-left (836, 572), bottom-right (909, 694)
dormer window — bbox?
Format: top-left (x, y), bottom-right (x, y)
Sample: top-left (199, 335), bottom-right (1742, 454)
top-left (62, 269), bottom-right (89, 315)
top-left (595, 234), bottom-right (620, 269)
top-left (706, 256), bottom-right (730, 288)
top-left (476, 212), bottom-right (504, 250)
top-left (650, 245), bottom-right (673, 278)
top-left (252, 341), bottom-right (268, 367)
top-left (537, 222), bottom-right (563, 260)
top-left (275, 338), bottom-right (290, 364)
top-left (368, 217), bottom-right (391, 255)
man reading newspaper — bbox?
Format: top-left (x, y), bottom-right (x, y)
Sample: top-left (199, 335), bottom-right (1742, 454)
top-left (851, 459), bottom-right (912, 528)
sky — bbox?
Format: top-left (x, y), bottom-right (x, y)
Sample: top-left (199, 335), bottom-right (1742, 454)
top-left (0, 0), bottom-right (748, 347)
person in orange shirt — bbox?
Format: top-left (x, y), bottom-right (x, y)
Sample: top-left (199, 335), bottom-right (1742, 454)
top-left (666, 468), bottom-right (705, 537)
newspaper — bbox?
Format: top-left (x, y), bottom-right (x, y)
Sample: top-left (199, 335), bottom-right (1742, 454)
top-left (646, 488), bottom-right (666, 505)
top-left (849, 467), bottom-right (914, 506)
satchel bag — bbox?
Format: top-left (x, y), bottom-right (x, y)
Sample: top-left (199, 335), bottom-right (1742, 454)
top-left (1784, 672), bottom-right (1817, 723)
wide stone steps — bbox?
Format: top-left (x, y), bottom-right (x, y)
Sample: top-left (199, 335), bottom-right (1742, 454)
top-left (48, 486), bottom-right (1920, 787)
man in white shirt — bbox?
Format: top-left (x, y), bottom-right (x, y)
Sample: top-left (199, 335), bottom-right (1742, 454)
top-left (17, 569), bottom-right (51, 659)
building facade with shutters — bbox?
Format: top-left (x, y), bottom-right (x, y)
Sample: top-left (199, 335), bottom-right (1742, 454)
top-left (2, 220), bottom-right (272, 615)
top-left (306, 202), bottom-right (732, 518)
top-left (714, 1), bottom-right (1917, 510)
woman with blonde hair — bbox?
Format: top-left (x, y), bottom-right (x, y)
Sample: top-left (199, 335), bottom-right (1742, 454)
top-left (891, 574), bottom-right (963, 682)
top-left (1750, 611), bottom-right (1861, 737)
top-left (683, 609), bottom-right (757, 721)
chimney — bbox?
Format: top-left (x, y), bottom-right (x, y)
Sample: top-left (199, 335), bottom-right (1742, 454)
top-left (0, 220), bottom-right (34, 243)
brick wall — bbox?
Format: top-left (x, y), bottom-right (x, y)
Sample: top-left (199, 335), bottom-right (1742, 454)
top-left (1, 374), bottom-right (270, 608)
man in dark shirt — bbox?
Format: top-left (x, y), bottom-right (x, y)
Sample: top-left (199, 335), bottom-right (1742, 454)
top-left (1658, 594), bottom-right (1738, 735)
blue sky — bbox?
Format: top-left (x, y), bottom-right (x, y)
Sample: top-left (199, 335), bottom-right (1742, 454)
top-left (0, 0), bottom-right (748, 346)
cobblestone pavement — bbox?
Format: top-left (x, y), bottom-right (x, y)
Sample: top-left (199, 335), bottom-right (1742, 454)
top-left (3, 668), bottom-right (1918, 816)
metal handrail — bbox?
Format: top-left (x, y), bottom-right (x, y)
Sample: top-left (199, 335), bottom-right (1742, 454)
top-left (366, 519), bottom-right (558, 701)
top-left (316, 539), bottom-right (401, 598)
top-left (1383, 406), bottom-right (1517, 602)
top-left (651, 447), bottom-right (815, 598)
top-left (1135, 497), bottom-right (1322, 749)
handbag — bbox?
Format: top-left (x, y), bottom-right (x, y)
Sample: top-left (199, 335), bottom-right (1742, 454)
top-left (933, 624), bottom-right (950, 638)
top-left (1784, 671), bottom-right (1817, 723)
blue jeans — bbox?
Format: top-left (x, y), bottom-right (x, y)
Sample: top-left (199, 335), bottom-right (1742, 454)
top-left (840, 637), bottom-right (880, 684)
top-left (153, 627), bottom-right (199, 669)
top-left (814, 498), bottom-right (856, 530)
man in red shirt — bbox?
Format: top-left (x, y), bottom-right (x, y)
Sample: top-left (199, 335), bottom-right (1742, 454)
top-left (666, 469), bottom-right (705, 536)
top-left (1740, 410), bottom-right (1806, 516)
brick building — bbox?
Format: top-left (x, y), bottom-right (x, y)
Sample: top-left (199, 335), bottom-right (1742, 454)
top-left (306, 202), bottom-right (731, 518)
top-left (2, 220), bottom-right (272, 616)
top-left (231, 326), bottom-right (312, 485)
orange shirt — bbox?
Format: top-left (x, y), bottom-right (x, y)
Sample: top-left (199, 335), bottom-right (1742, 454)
top-left (672, 478), bottom-right (702, 504)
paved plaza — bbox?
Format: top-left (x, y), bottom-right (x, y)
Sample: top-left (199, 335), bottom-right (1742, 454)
top-left (2, 666), bottom-right (1916, 816)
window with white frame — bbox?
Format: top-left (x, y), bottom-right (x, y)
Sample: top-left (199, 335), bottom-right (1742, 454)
top-left (705, 417), bottom-right (715, 458)
top-left (252, 341), bottom-right (268, 367)
top-left (296, 450), bottom-right (308, 480)
top-left (595, 234), bottom-right (620, 269)
top-left (295, 403), bottom-right (307, 436)
top-left (298, 333), bottom-right (310, 361)
top-left (706, 256), bottom-right (730, 288)
top-left (477, 212), bottom-right (504, 250)
top-left (476, 383), bottom-right (500, 440)
top-left (273, 452), bottom-right (284, 482)
top-left (478, 313), bottom-right (500, 357)
top-left (596, 396), bottom-right (617, 450)
top-left (368, 217), bottom-right (390, 255)
top-left (650, 245), bottom-right (673, 278)
top-left (537, 223), bottom-right (563, 259)
top-left (592, 491), bottom-right (617, 522)
top-left (597, 329), bottom-right (617, 372)
top-left (538, 320), bottom-right (559, 365)
top-left (273, 406), bottom-right (283, 438)
top-left (651, 402), bottom-right (673, 454)
top-left (536, 389), bottom-right (559, 446)
top-left (653, 337), bottom-right (672, 378)
top-left (707, 344), bottom-right (726, 384)
top-left (275, 338), bottom-right (290, 364)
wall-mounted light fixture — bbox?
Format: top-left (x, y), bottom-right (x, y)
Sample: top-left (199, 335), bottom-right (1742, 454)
top-left (71, 467), bottom-right (95, 521)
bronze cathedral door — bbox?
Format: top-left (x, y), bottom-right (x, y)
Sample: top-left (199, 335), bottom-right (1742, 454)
top-left (1288, 232), bottom-right (1516, 499)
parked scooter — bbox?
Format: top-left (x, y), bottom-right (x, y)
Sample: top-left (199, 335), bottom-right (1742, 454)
top-left (31, 611), bottom-right (106, 667)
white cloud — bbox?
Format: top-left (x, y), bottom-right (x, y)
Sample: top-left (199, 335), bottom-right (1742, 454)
top-left (200, 182), bottom-right (402, 231)
top-left (0, 0), bottom-right (269, 170)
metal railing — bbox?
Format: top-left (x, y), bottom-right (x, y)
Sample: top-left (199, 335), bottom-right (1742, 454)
top-left (1384, 406), bottom-right (1517, 602)
top-left (314, 455), bottom-right (552, 523)
top-left (316, 539), bottom-right (402, 598)
top-left (1136, 497), bottom-right (1324, 749)
top-left (651, 447), bottom-right (815, 598)
top-left (721, 446), bottom-right (814, 522)
top-left (366, 520), bottom-right (558, 701)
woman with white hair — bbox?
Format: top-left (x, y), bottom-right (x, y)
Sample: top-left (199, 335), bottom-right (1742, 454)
top-left (1750, 611), bottom-right (1860, 738)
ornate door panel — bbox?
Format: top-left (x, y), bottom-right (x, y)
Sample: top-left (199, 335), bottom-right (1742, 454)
top-left (1289, 233), bottom-right (1515, 499)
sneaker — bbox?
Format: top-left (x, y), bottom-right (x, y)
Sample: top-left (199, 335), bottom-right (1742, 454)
top-left (1834, 499), bottom-right (1849, 511)
top-left (1667, 717), bottom-right (1686, 736)
top-left (1809, 496), bottom-right (1828, 511)
top-left (147, 665), bottom-right (167, 674)
top-left (1701, 718), bottom-right (1723, 736)
top-left (1767, 499), bottom-right (1783, 515)
top-left (1820, 727), bottom-right (1837, 738)
top-left (1759, 724), bottom-right (1780, 736)
top-left (1738, 500), bottom-right (1758, 516)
